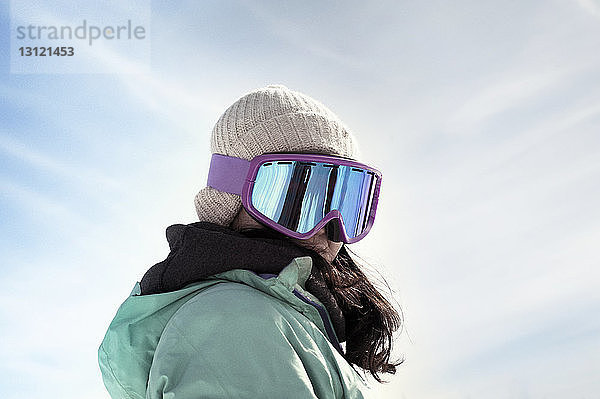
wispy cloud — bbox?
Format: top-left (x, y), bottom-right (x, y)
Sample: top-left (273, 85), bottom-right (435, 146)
top-left (576, 0), bottom-right (600, 18)
top-left (0, 133), bottom-right (122, 191)
top-left (238, 1), bottom-right (371, 71)
top-left (445, 68), bottom-right (570, 135)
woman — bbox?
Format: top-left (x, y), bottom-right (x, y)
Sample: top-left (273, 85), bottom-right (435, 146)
top-left (99, 84), bottom-right (402, 398)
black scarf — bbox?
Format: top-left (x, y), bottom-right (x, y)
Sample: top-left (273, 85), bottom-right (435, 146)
top-left (140, 222), bottom-right (346, 342)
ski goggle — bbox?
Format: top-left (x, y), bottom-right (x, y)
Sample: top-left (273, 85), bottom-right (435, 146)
top-left (207, 152), bottom-right (382, 244)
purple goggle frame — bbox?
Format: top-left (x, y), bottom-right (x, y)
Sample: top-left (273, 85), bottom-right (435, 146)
top-left (207, 152), bottom-right (382, 244)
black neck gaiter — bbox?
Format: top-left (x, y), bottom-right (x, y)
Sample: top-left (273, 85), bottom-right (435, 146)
top-left (139, 221), bottom-right (346, 342)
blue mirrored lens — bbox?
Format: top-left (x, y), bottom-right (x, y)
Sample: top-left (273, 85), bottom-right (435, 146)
top-left (251, 161), bottom-right (377, 238)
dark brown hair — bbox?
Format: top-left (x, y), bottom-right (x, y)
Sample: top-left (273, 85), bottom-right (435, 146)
top-left (237, 226), bottom-right (404, 383)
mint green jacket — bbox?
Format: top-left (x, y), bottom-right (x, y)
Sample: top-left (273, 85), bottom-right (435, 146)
top-left (98, 256), bottom-right (370, 398)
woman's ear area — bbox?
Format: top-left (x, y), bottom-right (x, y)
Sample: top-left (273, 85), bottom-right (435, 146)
top-left (228, 207), bottom-right (244, 231)
top-left (230, 207), bottom-right (264, 232)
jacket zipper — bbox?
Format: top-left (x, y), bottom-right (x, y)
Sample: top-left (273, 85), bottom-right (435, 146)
top-left (292, 288), bottom-right (344, 355)
top-left (256, 272), bottom-right (344, 355)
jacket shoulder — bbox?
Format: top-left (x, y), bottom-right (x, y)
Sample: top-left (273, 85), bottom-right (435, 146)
top-left (146, 281), bottom-right (349, 398)
top-left (161, 281), bottom-right (326, 352)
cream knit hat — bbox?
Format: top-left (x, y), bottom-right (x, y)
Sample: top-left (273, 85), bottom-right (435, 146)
top-left (194, 84), bottom-right (361, 226)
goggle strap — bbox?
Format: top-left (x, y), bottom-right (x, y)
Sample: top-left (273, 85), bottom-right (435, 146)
top-left (206, 153), bottom-right (250, 195)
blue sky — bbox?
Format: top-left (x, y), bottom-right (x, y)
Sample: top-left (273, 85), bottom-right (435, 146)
top-left (1, 1), bottom-right (599, 398)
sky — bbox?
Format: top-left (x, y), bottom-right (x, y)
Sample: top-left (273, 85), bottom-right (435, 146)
top-left (1, 0), bottom-right (599, 398)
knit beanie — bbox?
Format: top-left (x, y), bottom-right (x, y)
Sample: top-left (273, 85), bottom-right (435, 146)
top-left (194, 84), bottom-right (361, 226)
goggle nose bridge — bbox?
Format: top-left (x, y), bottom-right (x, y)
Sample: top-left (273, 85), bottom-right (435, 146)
top-left (325, 218), bottom-right (343, 242)
top-left (316, 209), bottom-right (348, 243)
